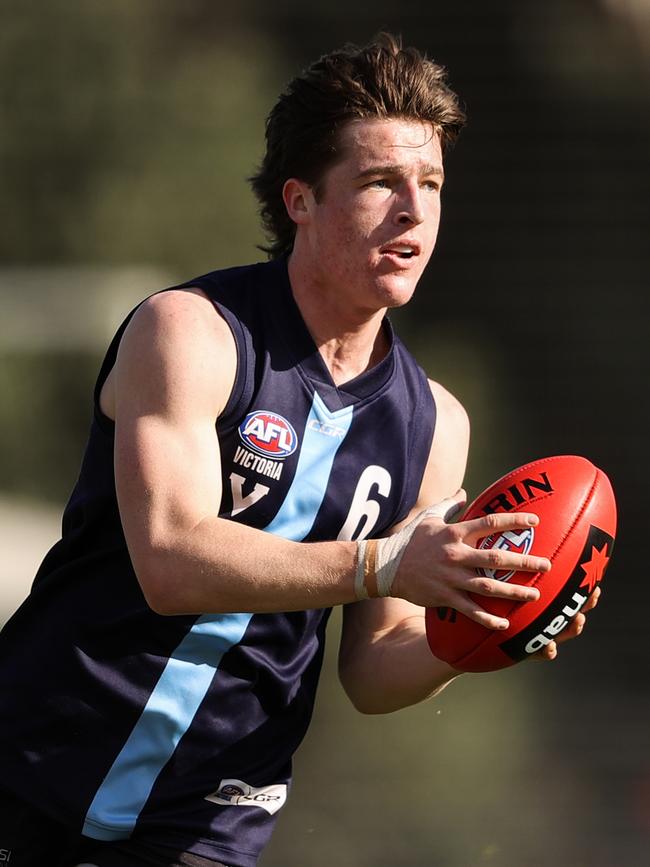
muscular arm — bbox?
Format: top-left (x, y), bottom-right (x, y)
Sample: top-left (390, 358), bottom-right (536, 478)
top-left (108, 289), bottom-right (359, 615)
top-left (338, 382), bottom-right (470, 714)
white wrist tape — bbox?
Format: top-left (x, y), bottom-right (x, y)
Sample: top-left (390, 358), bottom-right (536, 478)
top-left (354, 496), bottom-right (464, 600)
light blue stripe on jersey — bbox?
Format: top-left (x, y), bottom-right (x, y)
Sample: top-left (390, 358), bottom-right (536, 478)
top-left (264, 391), bottom-right (354, 541)
top-left (83, 391), bottom-right (353, 840)
top-left (82, 612), bottom-right (252, 840)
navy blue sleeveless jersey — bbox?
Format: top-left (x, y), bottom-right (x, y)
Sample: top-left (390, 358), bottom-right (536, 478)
top-left (0, 257), bottom-right (435, 866)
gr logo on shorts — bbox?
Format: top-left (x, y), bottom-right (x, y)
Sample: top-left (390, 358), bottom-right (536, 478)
top-left (205, 779), bottom-right (287, 816)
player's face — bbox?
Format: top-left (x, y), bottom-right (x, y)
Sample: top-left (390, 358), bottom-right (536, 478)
top-left (302, 117), bottom-right (444, 312)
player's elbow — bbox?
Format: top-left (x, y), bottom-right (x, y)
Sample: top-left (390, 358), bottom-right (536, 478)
top-left (131, 548), bottom-right (193, 616)
top-left (338, 663), bottom-right (399, 715)
top-left (342, 684), bottom-right (405, 715)
top-left (346, 693), bottom-right (389, 715)
top-left (140, 579), bottom-right (182, 616)
top-left (135, 565), bottom-right (179, 615)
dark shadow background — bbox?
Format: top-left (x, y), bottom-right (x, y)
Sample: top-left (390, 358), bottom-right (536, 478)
top-left (1, 1), bottom-right (648, 864)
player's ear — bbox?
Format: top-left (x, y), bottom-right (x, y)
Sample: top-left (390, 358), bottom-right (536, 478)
top-left (282, 178), bottom-right (315, 225)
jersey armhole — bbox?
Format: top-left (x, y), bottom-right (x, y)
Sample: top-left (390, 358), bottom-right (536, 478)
top-left (208, 299), bottom-right (254, 430)
top-left (179, 271), bottom-right (256, 432)
top-left (92, 304), bottom-right (143, 436)
top-left (91, 282), bottom-right (254, 437)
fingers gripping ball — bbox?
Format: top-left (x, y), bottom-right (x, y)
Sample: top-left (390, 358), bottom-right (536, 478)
top-left (425, 455), bottom-right (617, 672)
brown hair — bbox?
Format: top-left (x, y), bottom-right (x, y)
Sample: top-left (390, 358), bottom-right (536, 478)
top-left (250, 33), bottom-right (466, 258)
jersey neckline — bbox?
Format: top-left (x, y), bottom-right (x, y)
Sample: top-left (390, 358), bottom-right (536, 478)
top-left (268, 257), bottom-right (396, 411)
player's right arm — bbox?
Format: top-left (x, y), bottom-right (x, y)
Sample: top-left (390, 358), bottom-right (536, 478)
top-left (105, 288), bottom-right (357, 615)
top-left (105, 289), bottom-right (549, 617)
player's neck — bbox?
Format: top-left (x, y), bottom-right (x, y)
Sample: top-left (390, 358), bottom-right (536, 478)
top-left (287, 253), bottom-right (390, 386)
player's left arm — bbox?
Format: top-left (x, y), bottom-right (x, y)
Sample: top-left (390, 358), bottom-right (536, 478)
top-left (338, 380), bottom-right (600, 715)
top-left (338, 379), bottom-right (470, 714)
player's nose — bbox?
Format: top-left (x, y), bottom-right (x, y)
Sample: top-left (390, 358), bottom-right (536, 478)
top-left (394, 181), bottom-right (425, 226)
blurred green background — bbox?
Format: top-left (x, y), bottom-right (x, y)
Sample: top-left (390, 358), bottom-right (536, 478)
top-left (1, 1), bottom-right (648, 864)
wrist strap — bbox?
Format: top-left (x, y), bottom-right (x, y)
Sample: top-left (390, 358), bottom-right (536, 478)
top-left (354, 539), bottom-right (379, 599)
top-left (353, 496), bottom-right (464, 602)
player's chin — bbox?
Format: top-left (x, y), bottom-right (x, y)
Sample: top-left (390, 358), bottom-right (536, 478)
top-left (374, 271), bottom-right (422, 308)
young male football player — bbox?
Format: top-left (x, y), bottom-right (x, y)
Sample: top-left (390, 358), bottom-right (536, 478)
top-left (0, 33), bottom-right (596, 867)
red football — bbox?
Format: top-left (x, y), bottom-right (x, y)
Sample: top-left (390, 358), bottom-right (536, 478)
top-left (425, 455), bottom-right (617, 672)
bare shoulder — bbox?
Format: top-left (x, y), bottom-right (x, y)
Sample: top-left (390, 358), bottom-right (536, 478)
top-left (101, 287), bottom-right (237, 421)
top-left (429, 379), bottom-right (470, 442)
top-left (428, 379), bottom-right (470, 438)
top-left (127, 287), bottom-right (233, 347)
top-left (419, 379), bottom-right (471, 504)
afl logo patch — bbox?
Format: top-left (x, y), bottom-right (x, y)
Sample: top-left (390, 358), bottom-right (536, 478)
top-left (239, 410), bottom-right (298, 459)
top-left (478, 527), bottom-right (535, 582)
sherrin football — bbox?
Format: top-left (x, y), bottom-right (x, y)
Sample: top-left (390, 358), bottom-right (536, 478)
top-left (425, 455), bottom-right (617, 672)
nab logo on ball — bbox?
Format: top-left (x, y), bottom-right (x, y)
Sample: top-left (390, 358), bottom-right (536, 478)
top-left (478, 527), bottom-right (535, 582)
top-left (239, 410), bottom-right (298, 459)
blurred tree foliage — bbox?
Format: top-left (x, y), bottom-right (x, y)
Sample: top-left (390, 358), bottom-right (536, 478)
top-left (0, 0), bottom-right (281, 273)
top-left (0, 0), bottom-right (285, 502)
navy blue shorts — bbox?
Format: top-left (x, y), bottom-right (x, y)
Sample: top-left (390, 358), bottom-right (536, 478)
top-left (0, 787), bottom-right (230, 867)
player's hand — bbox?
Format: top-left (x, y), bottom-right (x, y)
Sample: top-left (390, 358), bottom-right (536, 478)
top-left (391, 490), bottom-right (551, 630)
top-left (533, 586), bottom-right (601, 661)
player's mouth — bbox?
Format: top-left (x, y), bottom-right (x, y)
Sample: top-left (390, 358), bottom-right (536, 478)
top-left (379, 240), bottom-right (421, 265)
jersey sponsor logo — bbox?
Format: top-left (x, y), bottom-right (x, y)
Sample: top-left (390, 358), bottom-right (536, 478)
top-left (239, 410), bottom-right (298, 459)
top-left (233, 446), bottom-right (283, 481)
top-left (477, 527), bottom-right (535, 582)
top-left (205, 778), bottom-right (287, 816)
top-left (307, 418), bottom-right (347, 439)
